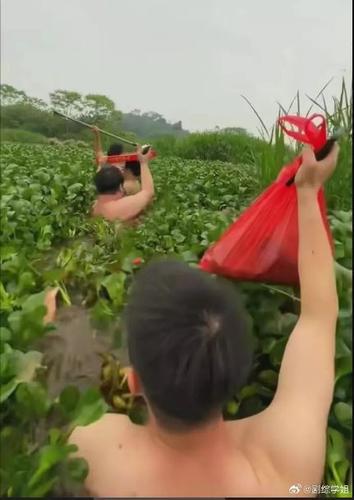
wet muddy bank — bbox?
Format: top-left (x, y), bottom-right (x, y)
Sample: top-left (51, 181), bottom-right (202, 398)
top-left (37, 304), bottom-right (129, 399)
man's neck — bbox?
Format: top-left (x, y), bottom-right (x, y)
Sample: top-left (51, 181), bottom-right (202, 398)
top-left (146, 414), bottom-right (229, 452)
top-left (97, 192), bottom-right (123, 202)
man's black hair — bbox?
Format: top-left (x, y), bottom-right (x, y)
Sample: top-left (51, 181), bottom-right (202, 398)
top-left (94, 165), bottom-right (124, 194)
top-left (125, 259), bottom-right (253, 431)
top-left (107, 142), bottom-right (123, 156)
top-left (125, 160), bottom-right (141, 178)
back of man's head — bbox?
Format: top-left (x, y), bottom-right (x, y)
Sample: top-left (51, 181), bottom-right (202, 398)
top-left (107, 142), bottom-right (123, 156)
top-left (94, 165), bottom-right (124, 194)
top-left (125, 259), bottom-right (253, 431)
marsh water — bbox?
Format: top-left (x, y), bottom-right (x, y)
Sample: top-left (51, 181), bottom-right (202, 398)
top-left (37, 304), bottom-right (129, 398)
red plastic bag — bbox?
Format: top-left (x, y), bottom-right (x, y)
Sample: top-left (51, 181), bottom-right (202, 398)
top-left (199, 115), bottom-right (334, 286)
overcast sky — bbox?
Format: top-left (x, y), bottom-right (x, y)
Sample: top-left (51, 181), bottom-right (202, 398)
top-left (1, 0), bottom-right (352, 134)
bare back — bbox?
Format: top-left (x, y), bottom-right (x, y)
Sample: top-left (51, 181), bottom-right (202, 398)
top-left (93, 191), bottom-right (151, 222)
top-left (70, 412), bottom-right (315, 497)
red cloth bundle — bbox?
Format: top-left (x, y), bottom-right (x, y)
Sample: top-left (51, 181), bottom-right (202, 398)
top-left (105, 150), bottom-right (157, 164)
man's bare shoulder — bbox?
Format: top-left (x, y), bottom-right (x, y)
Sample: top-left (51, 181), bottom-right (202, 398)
top-left (70, 414), bottom-right (146, 496)
top-left (70, 413), bottom-right (143, 461)
top-left (226, 404), bottom-right (326, 494)
top-left (99, 192), bottom-right (150, 221)
top-left (71, 412), bottom-right (133, 444)
top-left (226, 408), bottom-right (295, 464)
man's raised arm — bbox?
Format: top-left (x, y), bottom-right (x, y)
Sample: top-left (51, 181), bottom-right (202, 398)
top-left (108, 146), bottom-right (155, 222)
top-left (92, 127), bottom-right (106, 169)
top-left (251, 144), bottom-right (340, 488)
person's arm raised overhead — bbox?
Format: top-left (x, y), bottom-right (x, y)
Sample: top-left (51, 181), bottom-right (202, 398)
top-left (251, 144), bottom-right (340, 488)
top-left (107, 146), bottom-right (155, 222)
top-left (138, 145), bottom-right (155, 200)
top-left (92, 126), bottom-right (106, 169)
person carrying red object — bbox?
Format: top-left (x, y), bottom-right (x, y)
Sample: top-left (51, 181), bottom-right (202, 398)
top-left (93, 127), bottom-right (142, 196)
top-left (69, 146), bottom-right (340, 497)
top-left (92, 144), bottom-right (155, 222)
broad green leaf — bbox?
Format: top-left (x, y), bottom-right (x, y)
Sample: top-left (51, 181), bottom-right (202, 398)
top-left (28, 443), bottom-right (76, 489)
top-left (0, 379), bottom-right (18, 404)
top-left (70, 388), bottom-right (108, 428)
top-left (59, 385), bottom-right (81, 416)
top-left (326, 427), bottom-right (347, 471)
top-left (335, 357), bottom-right (352, 384)
top-left (269, 338), bottom-right (288, 367)
top-left (67, 457), bottom-right (89, 482)
top-left (27, 476), bottom-right (59, 498)
top-left (15, 382), bottom-right (50, 418)
top-left (100, 272), bottom-right (126, 306)
top-left (0, 327), bottom-right (11, 345)
top-left (0, 350), bottom-right (42, 403)
top-left (49, 428), bottom-right (63, 445)
top-left (334, 402), bottom-right (352, 429)
top-left (0, 282), bottom-right (14, 311)
top-left (7, 311), bottom-right (22, 334)
top-left (91, 298), bottom-right (114, 326)
top-left (21, 291), bottom-right (47, 314)
top-left (258, 370), bottom-right (278, 389)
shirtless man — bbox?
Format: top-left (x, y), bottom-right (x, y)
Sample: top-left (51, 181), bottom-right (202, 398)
top-left (71, 144), bottom-right (340, 497)
top-left (93, 127), bottom-right (141, 195)
top-left (92, 146), bottom-right (154, 222)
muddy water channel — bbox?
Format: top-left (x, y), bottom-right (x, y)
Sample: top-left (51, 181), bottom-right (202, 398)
top-left (37, 304), bottom-right (129, 399)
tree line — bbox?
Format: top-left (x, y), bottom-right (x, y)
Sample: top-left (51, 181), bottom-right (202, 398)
top-left (0, 84), bottom-right (189, 143)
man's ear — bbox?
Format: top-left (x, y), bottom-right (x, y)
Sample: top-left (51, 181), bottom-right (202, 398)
top-left (127, 367), bottom-right (141, 395)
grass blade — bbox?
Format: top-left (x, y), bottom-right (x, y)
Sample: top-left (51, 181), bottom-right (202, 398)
top-left (296, 90), bottom-right (300, 117)
top-left (286, 94), bottom-right (297, 115)
top-left (241, 95), bottom-right (269, 138)
top-left (305, 77), bottom-right (334, 117)
top-left (276, 101), bottom-right (288, 116)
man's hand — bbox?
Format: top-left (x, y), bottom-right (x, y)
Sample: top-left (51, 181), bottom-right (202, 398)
top-left (295, 143), bottom-right (339, 190)
top-left (92, 126), bottom-right (100, 135)
top-left (43, 287), bottom-right (59, 324)
top-left (137, 145), bottom-right (152, 163)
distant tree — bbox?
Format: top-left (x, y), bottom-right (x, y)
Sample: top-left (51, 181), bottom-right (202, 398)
top-left (26, 96), bottom-right (48, 111)
top-left (172, 121), bottom-right (183, 131)
top-left (122, 110), bottom-right (189, 140)
top-left (143, 111), bottom-right (166, 124)
top-left (0, 84), bottom-right (27, 106)
top-left (49, 90), bottom-right (83, 117)
top-left (82, 94), bottom-right (116, 123)
top-left (1, 103), bottom-right (57, 136)
top-left (221, 127), bottom-right (248, 135)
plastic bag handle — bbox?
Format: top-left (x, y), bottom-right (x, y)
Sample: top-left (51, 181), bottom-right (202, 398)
top-left (278, 114), bottom-right (327, 150)
top-left (278, 113), bottom-right (329, 187)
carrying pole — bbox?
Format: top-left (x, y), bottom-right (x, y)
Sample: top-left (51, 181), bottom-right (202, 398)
top-left (53, 110), bottom-right (138, 147)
